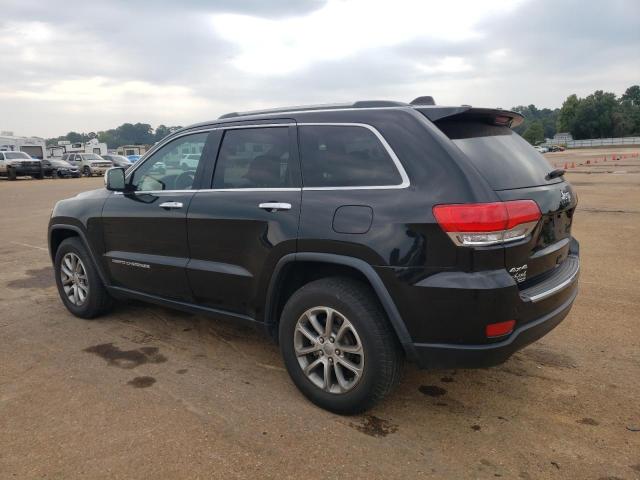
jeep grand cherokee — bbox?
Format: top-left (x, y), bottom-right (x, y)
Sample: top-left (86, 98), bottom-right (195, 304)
top-left (48, 98), bottom-right (579, 413)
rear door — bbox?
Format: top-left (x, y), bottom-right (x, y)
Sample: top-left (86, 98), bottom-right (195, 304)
top-left (186, 123), bottom-right (301, 318)
top-left (101, 131), bottom-right (216, 301)
top-left (434, 117), bottom-right (577, 284)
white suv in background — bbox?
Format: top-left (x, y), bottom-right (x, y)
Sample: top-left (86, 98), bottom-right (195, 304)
top-left (61, 153), bottom-right (113, 176)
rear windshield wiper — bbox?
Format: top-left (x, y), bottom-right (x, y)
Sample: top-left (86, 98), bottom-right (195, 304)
top-left (546, 169), bottom-right (565, 180)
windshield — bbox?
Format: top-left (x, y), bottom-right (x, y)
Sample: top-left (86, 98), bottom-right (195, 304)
top-left (4, 152), bottom-right (32, 160)
top-left (436, 120), bottom-right (561, 190)
top-left (82, 153), bottom-right (103, 161)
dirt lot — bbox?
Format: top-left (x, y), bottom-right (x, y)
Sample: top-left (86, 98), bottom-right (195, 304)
top-left (1, 149), bottom-right (639, 479)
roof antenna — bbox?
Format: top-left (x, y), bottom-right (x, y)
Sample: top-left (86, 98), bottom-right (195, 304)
top-left (410, 96), bottom-right (436, 106)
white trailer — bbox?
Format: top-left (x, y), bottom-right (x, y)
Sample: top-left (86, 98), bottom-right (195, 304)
top-left (48, 138), bottom-right (108, 158)
top-left (0, 132), bottom-right (48, 159)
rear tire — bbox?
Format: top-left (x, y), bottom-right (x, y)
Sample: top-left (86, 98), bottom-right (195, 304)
top-left (82, 166), bottom-right (91, 177)
top-left (279, 277), bottom-right (403, 414)
top-left (8, 168), bottom-right (17, 180)
top-left (54, 237), bottom-right (112, 319)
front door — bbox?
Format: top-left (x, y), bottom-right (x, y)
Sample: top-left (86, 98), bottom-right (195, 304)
top-left (101, 131), bottom-right (214, 301)
top-left (186, 124), bottom-right (301, 318)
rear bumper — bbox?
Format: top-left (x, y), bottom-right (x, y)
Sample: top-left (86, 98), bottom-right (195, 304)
top-left (375, 238), bottom-right (580, 368)
top-left (412, 285), bottom-right (578, 369)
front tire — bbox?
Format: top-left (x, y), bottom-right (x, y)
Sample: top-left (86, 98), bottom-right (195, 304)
top-left (82, 166), bottom-right (91, 177)
top-left (54, 237), bottom-right (112, 319)
top-left (8, 168), bottom-right (17, 180)
top-left (279, 277), bottom-right (403, 414)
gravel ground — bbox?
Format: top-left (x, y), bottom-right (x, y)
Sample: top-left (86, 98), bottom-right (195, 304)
top-left (1, 150), bottom-right (639, 479)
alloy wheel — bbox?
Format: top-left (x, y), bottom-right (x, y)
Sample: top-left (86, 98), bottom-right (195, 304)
top-left (60, 252), bottom-right (89, 306)
top-left (294, 306), bottom-right (365, 394)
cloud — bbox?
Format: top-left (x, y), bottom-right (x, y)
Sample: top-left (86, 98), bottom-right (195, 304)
top-left (211, 0), bottom-right (520, 75)
top-left (0, 0), bottom-right (638, 137)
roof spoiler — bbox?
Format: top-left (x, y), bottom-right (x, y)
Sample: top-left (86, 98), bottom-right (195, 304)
top-left (415, 106), bottom-right (524, 128)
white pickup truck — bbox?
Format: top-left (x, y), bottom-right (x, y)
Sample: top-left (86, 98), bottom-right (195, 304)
top-left (0, 151), bottom-right (43, 180)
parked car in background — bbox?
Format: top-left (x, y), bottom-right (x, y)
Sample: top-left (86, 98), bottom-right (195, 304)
top-left (149, 161), bottom-right (166, 175)
top-left (0, 151), bottom-right (43, 180)
top-left (126, 155), bottom-right (142, 163)
top-left (180, 154), bottom-right (200, 170)
top-left (42, 158), bottom-right (81, 178)
top-left (62, 153), bottom-right (113, 176)
top-left (49, 98), bottom-right (580, 414)
top-left (548, 145), bottom-right (565, 152)
top-left (102, 154), bottom-right (132, 169)
top-left (534, 146), bottom-right (549, 153)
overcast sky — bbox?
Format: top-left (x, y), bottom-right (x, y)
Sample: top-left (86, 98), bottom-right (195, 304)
top-left (1, 0), bottom-right (638, 137)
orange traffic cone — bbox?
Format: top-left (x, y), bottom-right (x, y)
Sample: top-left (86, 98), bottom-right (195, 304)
top-left (564, 162), bottom-right (568, 169)
top-left (586, 160), bottom-right (591, 165)
top-left (571, 162), bottom-right (575, 168)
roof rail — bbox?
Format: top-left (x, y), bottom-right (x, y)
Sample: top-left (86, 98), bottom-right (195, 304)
top-left (218, 100), bottom-right (409, 119)
top-left (351, 100), bottom-right (408, 108)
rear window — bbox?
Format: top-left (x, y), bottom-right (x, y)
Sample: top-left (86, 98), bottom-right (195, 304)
top-left (436, 120), bottom-right (560, 190)
top-left (299, 125), bottom-right (402, 188)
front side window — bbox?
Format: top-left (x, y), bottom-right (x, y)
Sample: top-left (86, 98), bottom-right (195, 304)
top-left (213, 127), bottom-right (295, 189)
top-left (130, 132), bottom-right (208, 191)
top-left (299, 125), bottom-right (402, 187)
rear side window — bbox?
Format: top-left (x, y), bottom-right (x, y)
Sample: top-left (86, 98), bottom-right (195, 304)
top-left (213, 127), bottom-right (296, 189)
top-left (299, 125), bottom-right (402, 188)
top-left (436, 120), bottom-right (560, 190)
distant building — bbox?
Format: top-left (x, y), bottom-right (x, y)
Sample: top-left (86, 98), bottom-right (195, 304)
top-left (553, 132), bottom-right (573, 143)
top-left (116, 145), bottom-right (149, 156)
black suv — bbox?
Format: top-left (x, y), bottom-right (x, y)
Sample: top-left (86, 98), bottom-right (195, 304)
top-left (48, 99), bottom-right (580, 413)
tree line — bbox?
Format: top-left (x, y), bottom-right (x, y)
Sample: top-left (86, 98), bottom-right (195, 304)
top-left (513, 85), bottom-right (640, 144)
top-left (47, 85), bottom-right (640, 148)
top-left (46, 123), bottom-right (182, 149)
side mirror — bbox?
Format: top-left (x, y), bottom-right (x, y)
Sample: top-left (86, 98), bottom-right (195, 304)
top-left (105, 167), bottom-right (126, 191)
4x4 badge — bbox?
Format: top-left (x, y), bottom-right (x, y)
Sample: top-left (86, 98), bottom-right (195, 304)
top-left (560, 189), bottom-right (571, 208)
top-left (509, 264), bottom-right (528, 283)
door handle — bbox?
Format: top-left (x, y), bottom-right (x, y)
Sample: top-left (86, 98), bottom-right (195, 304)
top-left (259, 202), bottom-right (292, 212)
top-left (159, 201), bottom-right (183, 209)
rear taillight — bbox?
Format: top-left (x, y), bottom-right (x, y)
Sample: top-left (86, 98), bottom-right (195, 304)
top-left (433, 200), bottom-right (541, 246)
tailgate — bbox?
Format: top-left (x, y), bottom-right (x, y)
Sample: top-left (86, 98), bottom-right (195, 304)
top-left (431, 112), bottom-right (578, 284)
top-left (496, 182), bottom-right (577, 284)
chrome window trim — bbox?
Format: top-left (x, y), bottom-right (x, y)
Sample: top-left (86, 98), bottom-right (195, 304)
top-left (114, 187), bottom-right (302, 195)
top-left (123, 121), bottom-right (410, 193)
top-left (124, 124), bottom-right (294, 182)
